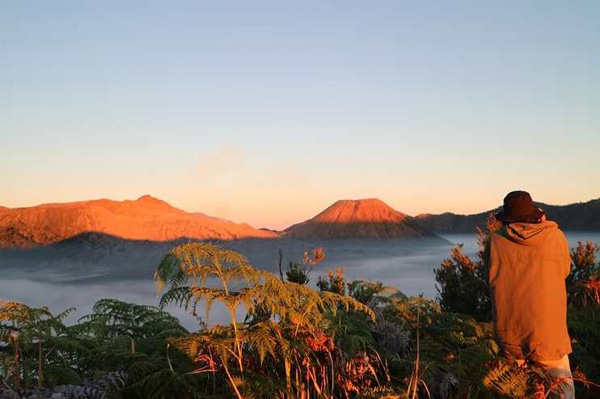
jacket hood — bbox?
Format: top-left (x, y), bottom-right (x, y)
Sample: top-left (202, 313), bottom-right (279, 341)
top-left (504, 220), bottom-right (559, 246)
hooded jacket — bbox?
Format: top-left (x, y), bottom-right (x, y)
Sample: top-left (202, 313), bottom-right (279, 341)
top-left (486, 220), bottom-right (572, 361)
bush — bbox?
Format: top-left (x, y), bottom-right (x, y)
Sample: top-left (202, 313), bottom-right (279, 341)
top-left (434, 214), bottom-right (498, 321)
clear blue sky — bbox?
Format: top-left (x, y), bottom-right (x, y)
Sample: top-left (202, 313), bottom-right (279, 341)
top-left (2, 1), bottom-right (599, 228)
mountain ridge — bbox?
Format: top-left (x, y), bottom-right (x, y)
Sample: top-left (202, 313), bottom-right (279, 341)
top-left (411, 198), bottom-right (600, 233)
top-left (2, 195), bottom-right (598, 248)
top-left (0, 195), bottom-right (276, 248)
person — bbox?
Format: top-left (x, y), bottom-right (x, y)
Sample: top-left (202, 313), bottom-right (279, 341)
top-left (485, 190), bottom-right (574, 399)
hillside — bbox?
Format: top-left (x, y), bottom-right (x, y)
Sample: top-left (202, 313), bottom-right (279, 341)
top-left (285, 198), bottom-right (439, 240)
top-left (0, 195), bottom-right (276, 247)
top-left (412, 198), bottom-right (600, 233)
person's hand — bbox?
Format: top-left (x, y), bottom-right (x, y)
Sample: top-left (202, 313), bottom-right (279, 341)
top-left (538, 210), bottom-right (546, 222)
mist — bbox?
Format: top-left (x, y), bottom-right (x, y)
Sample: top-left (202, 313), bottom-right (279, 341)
top-left (1, 233), bottom-right (598, 330)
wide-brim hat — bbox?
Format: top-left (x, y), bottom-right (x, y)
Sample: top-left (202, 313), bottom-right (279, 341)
top-left (495, 190), bottom-right (545, 222)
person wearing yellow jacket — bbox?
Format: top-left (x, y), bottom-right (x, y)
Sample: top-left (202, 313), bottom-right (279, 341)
top-left (486, 190), bottom-right (574, 399)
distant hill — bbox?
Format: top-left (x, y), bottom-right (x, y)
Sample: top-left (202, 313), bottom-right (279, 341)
top-left (0, 195), bottom-right (276, 248)
top-left (412, 198), bottom-right (600, 234)
top-left (284, 199), bottom-right (440, 240)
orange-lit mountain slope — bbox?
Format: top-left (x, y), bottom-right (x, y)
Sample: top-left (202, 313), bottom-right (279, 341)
top-left (0, 195), bottom-right (276, 247)
top-left (284, 199), bottom-right (438, 239)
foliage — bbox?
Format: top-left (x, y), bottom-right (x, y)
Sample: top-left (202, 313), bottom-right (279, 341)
top-left (317, 268), bottom-right (347, 295)
top-left (434, 214), bottom-right (499, 322)
top-left (434, 245), bottom-right (491, 322)
top-left (567, 241), bottom-right (600, 310)
top-left (285, 247), bottom-right (325, 285)
top-left (0, 298), bottom-right (201, 399)
top-left (285, 261), bottom-right (311, 285)
top-left (566, 241), bottom-right (600, 396)
top-left (72, 299), bottom-right (201, 399)
top-left (155, 243), bottom-right (375, 399)
top-left (0, 300), bottom-right (79, 393)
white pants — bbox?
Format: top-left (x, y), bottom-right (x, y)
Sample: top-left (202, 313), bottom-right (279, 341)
top-left (516, 355), bottom-right (575, 399)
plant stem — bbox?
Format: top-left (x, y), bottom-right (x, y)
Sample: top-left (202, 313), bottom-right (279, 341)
top-left (279, 249), bottom-right (284, 282)
top-left (228, 307), bottom-right (244, 372)
top-left (38, 333), bottom-right (43, 389)
top-left (223, 362), bottom-right (244, 399)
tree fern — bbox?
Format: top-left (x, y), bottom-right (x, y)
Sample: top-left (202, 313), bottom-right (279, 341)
top-left (154, 243), bottom-right (377, 399)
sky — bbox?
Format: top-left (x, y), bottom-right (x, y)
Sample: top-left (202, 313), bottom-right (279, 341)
top-left (1, 1), bottom-right (599, 229)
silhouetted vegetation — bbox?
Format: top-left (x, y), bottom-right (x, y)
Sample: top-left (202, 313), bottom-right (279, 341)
top-left (1, 227), bottom-right (599, 398)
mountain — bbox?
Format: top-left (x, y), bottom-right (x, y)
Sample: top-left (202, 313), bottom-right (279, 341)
top-left (0, 195), bottom-right (276, 247)
top-left (4, 195), bottom-right (596, 248)
top-left (284, 199), bottom-right (439, 240)
top-left (412, 198), bottom-right (600, 234)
